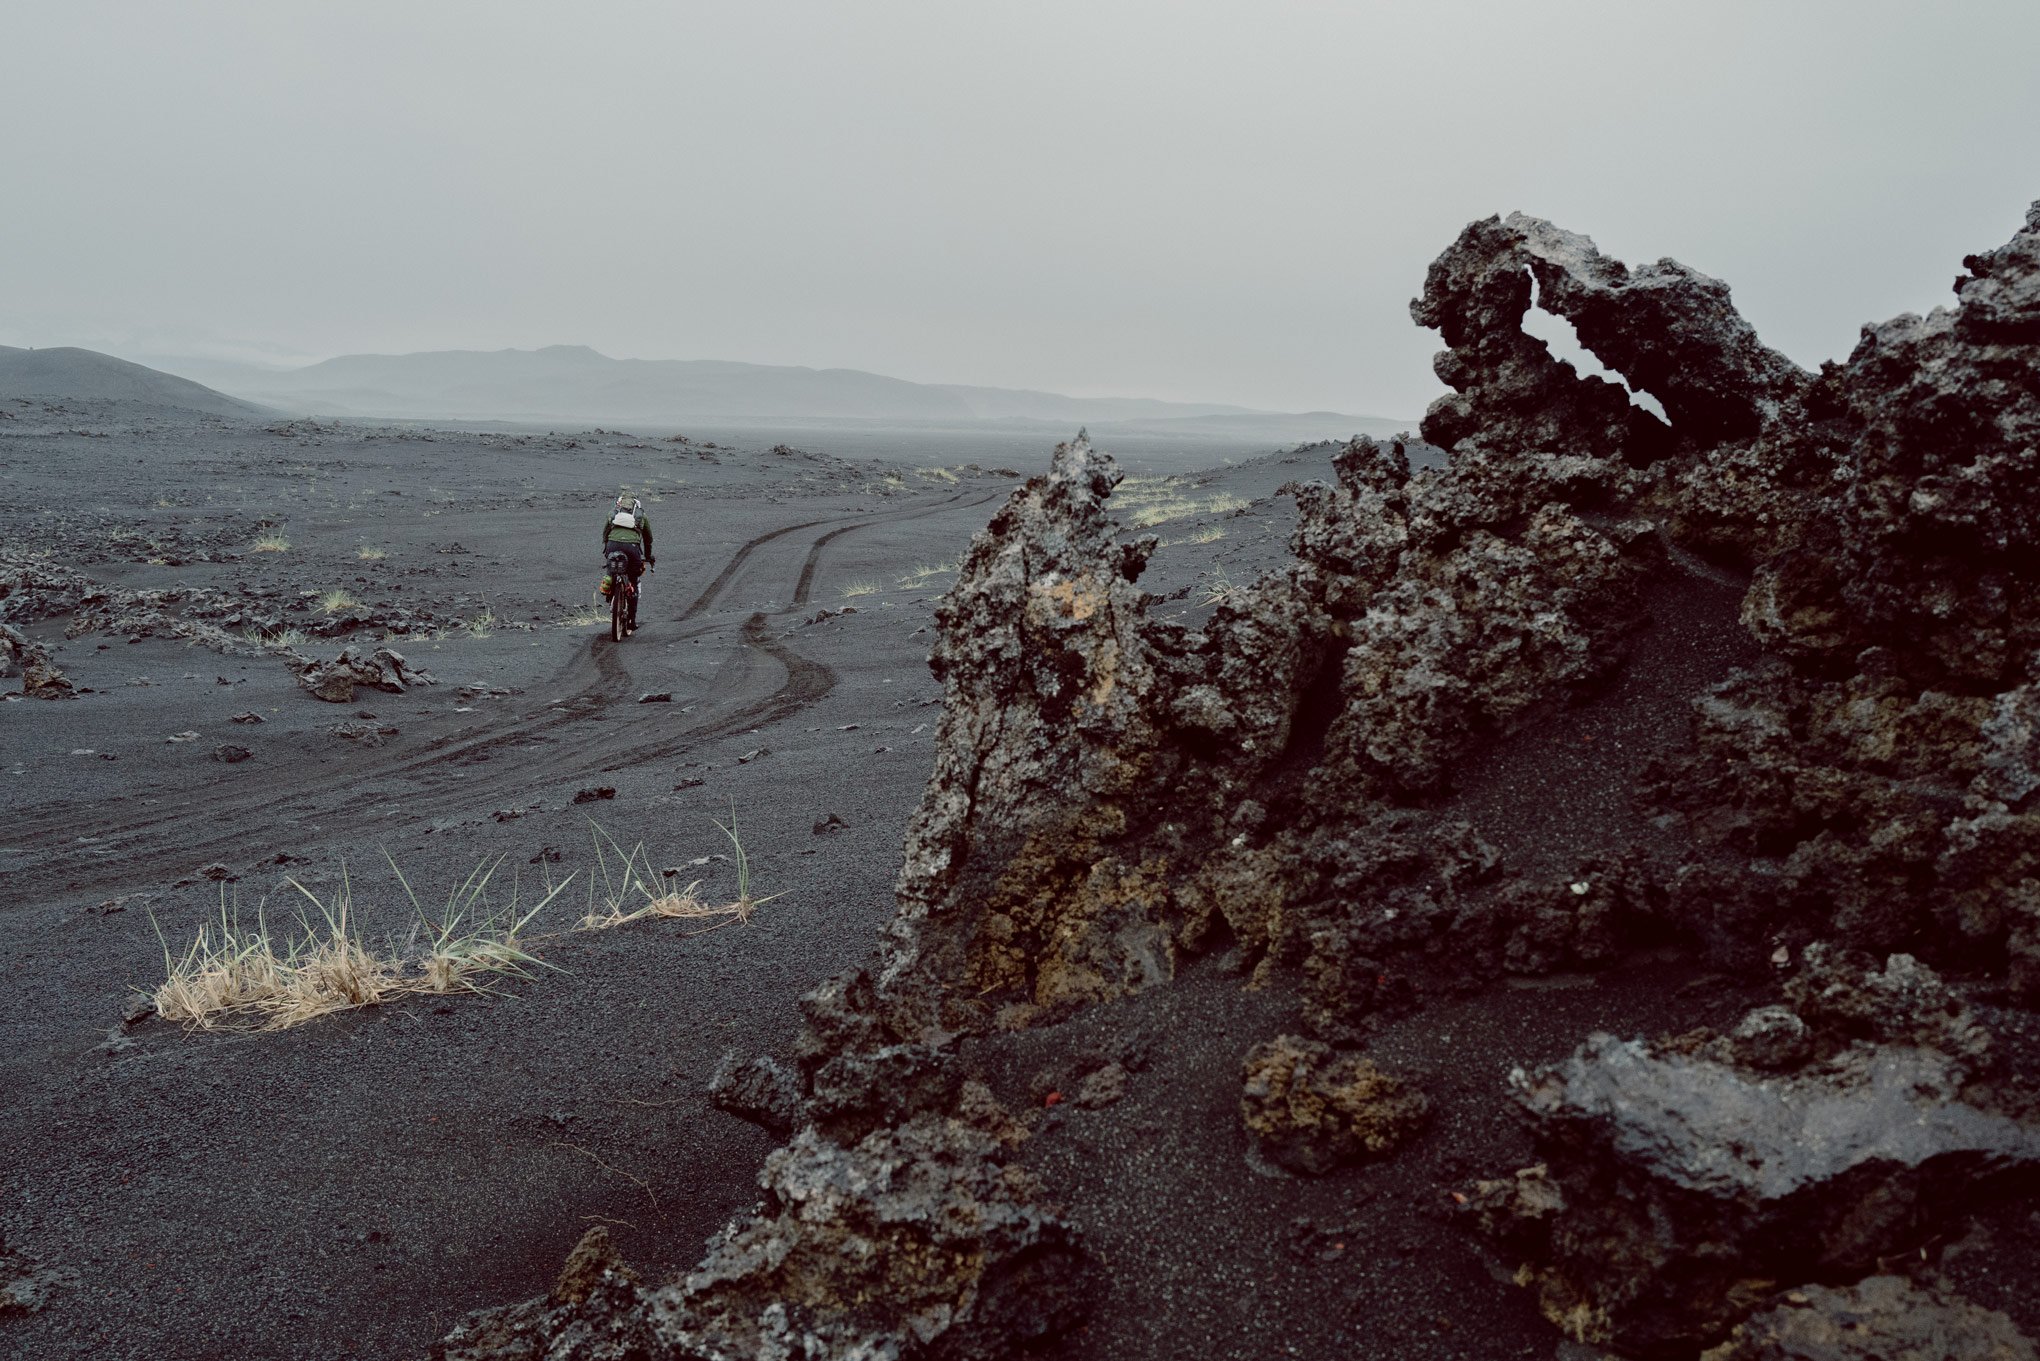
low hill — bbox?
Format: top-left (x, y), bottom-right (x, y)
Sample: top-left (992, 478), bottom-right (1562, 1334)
top-left (163, 344), bottom-right (1399, 439)
top-left (0, 347), bottom-right (265, 419)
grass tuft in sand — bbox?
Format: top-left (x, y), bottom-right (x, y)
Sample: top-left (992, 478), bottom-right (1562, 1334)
top-left (1201, 564), bottom-right (1242, 607)
top-left (247, 626), bottom-right (308, 650)
top-left (577, 814), bottom-right (778, 934)
top-left (355, 546), bottom-right (387, 561)
top-left (896, 560), bottom-right (959, 589)
top-left (463, 604), bottom-right (497, 639)
top-left (148, 860), bottom-right (571, 1032)
top-left (319, 589), bottom-right (358, 613)
top-left (250, 532), bottom-right (291, 553)
top-left (839, 581), bottom-right (880, 599)
top-left (1113, 476), bottom-right (1250, 529)
top-left (557, 603), bottom-right (610, 628)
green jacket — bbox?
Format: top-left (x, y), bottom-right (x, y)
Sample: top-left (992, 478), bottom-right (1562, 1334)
top-left (601, 506), bottom-right (653, 559)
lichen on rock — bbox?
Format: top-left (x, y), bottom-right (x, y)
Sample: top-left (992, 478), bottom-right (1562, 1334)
top-left (1239, 1033), bottom-right (1430, 1175)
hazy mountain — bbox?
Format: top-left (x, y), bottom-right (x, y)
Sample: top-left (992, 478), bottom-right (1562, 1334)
top-left (152, 344), bottom-right (1404, 438)
top-left (0, 346), bottom-right (266, 419)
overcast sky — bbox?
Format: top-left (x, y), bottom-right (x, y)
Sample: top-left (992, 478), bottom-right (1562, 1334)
top-left (3, 1), bottom-right (2035, 416)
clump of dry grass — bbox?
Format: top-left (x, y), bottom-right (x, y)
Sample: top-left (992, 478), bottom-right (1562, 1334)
top-left (557, 603), bottom-right (609, 627)
top-left (838, 580), bottom-right (880, 599)
top-left (149, 858), bottom-right (569, 1031)
top-left (319, 588), bottom-right (358, 613)
top-left (247, 625), bottom-right (308, 650)
top-left (461, 603), bottom-right (497, 638)
top-left (1201, 564), bottom-right (1242, 607)
top-left (1128, 492), bottom-right (1248, 529)
top-left (896, 560), bottom-right (959, 589)
top-left (1112, 475), bottom-right (1251, 529)
top-left (1161, 525), bottom-right (1227, 547)
top-left (356, 546), bottom-right (387, 561)
top-left (391, 855), bottom-right (562, 993)
top-left (577, 815), bottom-right (777, 934)
top-left (250, 532), bottom-right (291, 553)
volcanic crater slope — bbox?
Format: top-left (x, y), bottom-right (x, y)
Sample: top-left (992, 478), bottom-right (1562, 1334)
top-left (437, 202), bottom-right (2040, 1360)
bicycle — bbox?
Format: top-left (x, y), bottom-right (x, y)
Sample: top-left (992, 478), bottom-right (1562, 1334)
top-left (605, 548), bottom-right (640, 642)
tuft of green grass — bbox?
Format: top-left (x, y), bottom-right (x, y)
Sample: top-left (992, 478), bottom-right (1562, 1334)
top-left (463, 604), bottom-right (497, 639)
top-left (251, 532), bottom-right (291, 553)
top-left (839, 581), bottom-right (880, 599)
top-left (319, 589), bottom-right (358, 614)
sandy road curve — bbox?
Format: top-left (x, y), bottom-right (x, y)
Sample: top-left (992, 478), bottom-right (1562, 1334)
top-left (1, 488), bottom-right (1004, 898)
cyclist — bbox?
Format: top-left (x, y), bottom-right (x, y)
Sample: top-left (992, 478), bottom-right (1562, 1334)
top-left (601, 493), bottom-right (655, 634)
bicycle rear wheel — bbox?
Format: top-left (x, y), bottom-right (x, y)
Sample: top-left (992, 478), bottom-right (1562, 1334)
top-left (611, 585), bottom-right (627, 642)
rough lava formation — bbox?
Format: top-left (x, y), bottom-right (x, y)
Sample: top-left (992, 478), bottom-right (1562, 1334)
top-left (440, 203), bottom-right (2040, 1358)
top-left (291, 644), bottom-right (435, 703)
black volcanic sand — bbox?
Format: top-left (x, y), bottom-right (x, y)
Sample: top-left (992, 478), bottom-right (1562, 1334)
top-left (2, 401), bottom-right (1839, 1360)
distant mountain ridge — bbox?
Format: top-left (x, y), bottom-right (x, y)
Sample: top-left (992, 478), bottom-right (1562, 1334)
top-left (0, 346), bottom-right (265, 419)
top-left (155, 344), bottom-right (1402, 436)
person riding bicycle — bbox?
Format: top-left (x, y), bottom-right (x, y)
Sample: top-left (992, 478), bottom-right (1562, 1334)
top-left (601, 493), bottom-right (655, 633)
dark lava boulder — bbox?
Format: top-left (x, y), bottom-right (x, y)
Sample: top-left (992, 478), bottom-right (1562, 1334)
top-left (1480, 1031), bottom-right (2040, 1354)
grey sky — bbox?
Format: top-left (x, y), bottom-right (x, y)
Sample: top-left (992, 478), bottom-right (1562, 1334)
top-left (4, 1), bottom-right (2036, 416)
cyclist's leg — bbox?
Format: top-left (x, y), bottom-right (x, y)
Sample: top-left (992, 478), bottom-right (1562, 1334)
top-left (623, 544), bottom-right (644, 629)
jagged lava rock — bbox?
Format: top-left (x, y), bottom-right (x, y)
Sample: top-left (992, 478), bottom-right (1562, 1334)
top-left (293, 645), bottom-right (432, 703)
top-left (434, 1226), bottom-right (657, 1361)
top-left (667, 1115), bottom-right (1085, 1360)
top-left (1700, 1276), bottom-right (2037, 1361)
top-left (707, 1050), bottom-right (806, 1135)
top-left (0, 622), bottom-right (76, 699)
top-left (436, 1114), bottom-right (1086, 1361)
